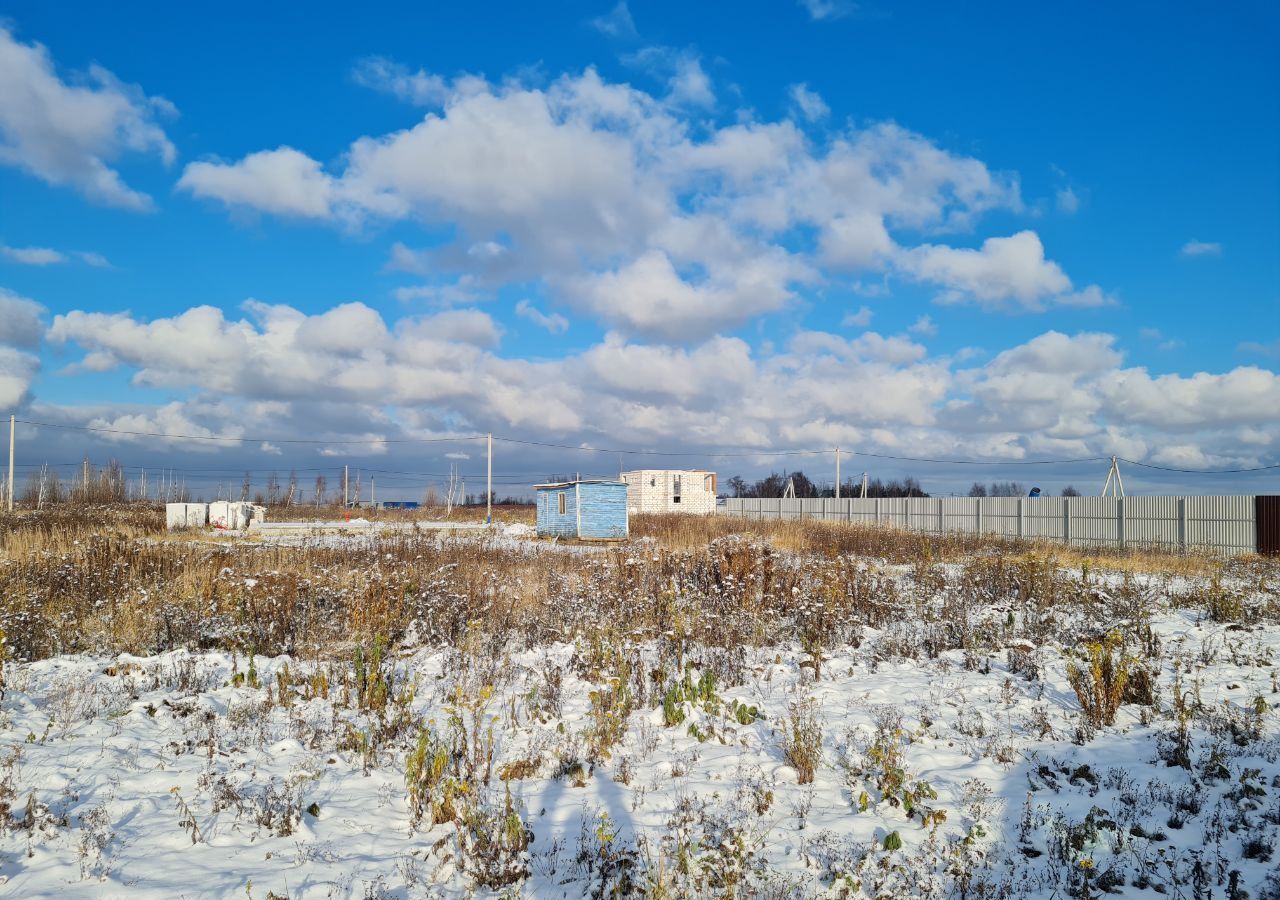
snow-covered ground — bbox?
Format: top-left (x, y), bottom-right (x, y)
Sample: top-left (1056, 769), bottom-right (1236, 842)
top-left (2, 583), bottom-right (1277, 898)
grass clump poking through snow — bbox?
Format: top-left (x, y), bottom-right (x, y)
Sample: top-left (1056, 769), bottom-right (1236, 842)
top-left (1066, 632), bottom-right (1133, 730)
top-left (781, 697), bottom-right (823, 784)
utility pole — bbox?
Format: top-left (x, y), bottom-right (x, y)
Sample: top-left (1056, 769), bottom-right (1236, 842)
top-left (1100, 456), bottom-right (1125, 498)
top-left (861, 471), bottom-right (868, 499)
top-left (486, 433), bottom-right (493, 524)
top-left (343, 465), bottom-right (349, 508)
top-left (7, 415), bottom-right (14, 512)
top-left (834, 446), bottom-right (840, 499)
top-left (371, 476), bottom-right (375, 510)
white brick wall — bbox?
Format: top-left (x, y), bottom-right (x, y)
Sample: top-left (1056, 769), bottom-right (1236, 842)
top-left (621, 470), bottom-right (717, 515)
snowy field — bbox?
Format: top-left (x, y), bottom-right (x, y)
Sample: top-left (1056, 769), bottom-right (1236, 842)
top-left (0, 520), bottom-right (1278, 897)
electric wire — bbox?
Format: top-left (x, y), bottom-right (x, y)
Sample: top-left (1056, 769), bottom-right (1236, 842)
top-left (6, 418), bottom-right (1275, 475)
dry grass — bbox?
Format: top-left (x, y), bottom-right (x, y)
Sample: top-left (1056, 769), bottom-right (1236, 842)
top-left (0, 503), bottom-right (1274, 666)
top-left (631, 512), bottom-right (1237, 576)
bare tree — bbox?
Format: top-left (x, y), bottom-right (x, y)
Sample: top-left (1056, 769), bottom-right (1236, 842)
top-left (313, 474), bottom-right (327, 506)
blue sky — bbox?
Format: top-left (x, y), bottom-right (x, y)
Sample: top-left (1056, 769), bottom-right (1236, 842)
top-left (0, 1), bottom-right (1276, 498)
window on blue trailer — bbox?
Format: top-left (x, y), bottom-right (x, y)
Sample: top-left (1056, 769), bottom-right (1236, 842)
top-left (558, 492), bottom-right (566, 515)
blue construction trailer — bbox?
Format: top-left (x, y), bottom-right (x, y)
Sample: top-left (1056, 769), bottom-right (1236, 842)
top-left (535, 479), bottom-right (629, 540)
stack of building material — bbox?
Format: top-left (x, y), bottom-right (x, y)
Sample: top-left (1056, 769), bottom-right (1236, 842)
top-left (208, 501), bottom-right (264, 530)
top-left (165, 503), bottom-right (209, 529)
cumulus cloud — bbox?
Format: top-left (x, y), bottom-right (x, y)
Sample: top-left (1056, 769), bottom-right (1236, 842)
top-left (0, 345), bottom-right (41, 408)
top-left (0, 25), bottom-right (174, 209)
top-left (179, 147), bottom-right (337, 219)
top-left (907, 231), bottom-right (1110, 311)
top-left (0, 288), bottom-right (46, 347)
top-left (561, 249), bottom-right (801, 341)
top-left (177, 64), bottom-right (1108, 341)
top-left (36, 297), bottom-right (1280, 471)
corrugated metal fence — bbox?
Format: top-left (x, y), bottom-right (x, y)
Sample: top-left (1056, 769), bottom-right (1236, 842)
top-left (721, 495), bottom-right (1260, 556)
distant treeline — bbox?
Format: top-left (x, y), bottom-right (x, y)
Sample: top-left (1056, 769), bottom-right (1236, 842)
top-left (967, 482), bottom-right (1081, 497)
top-left (724, 471), bottom-right (929, 499)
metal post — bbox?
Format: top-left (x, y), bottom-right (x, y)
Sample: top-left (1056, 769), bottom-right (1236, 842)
top-left (975, 497), bottom-right (983, 534)
top-left (1117, 497), bottom-right (1126, 549)
top-left (834, 447), bottom-right (840, 499)
top-left (1064, 499), bottom-right (1072, 546)
top-left (7, 415), bottom-right (14, 512)
top-left (371, 476), bottom-right (375, 510)
top-left (486, 433), bottom-right (493, 524)
top-left (1178, 497), bottom-right (1187, 551)
top-left (1017, 498), bottom-right (1025, 538)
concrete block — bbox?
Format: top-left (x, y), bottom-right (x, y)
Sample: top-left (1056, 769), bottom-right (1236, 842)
top-left (168, 503), bottom-right (208, 530)
top-left (166, 503), bottom-right (188, 529)
top-left (208, 501), bottom-right (232, 529)
top-left (185, 503), bottom-right (208, 528)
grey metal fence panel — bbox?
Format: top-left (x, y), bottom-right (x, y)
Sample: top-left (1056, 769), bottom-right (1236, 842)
top-left (983, 498), bottom-right (1019, 537)
top-left (719, 494), bottom-right (1255, 555)
top-left (1067, 497), bottom-right (1121, 548)
top-left (1026, 496), bottom-right (1067, 540)
top-left (1125, 496), bottom-right (1180, 550)
top-left (942, 497), bottom-right (976, 534)
top-left (1187, 496), bottom-right (1254, 555)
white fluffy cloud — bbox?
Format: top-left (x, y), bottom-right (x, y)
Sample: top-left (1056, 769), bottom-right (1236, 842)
top-left (179, 148), bottom-right (337, 219)
top-left (0, 25), bottom-right (174, 209)
top-left (0, 345), bottom-right (40, 409)
top-left (906, 231), bottom-right (1074, 309)
top-left (39, 299), bottom-right (1280, 470)
top-left (176, 66), bottom-right (1092, 339)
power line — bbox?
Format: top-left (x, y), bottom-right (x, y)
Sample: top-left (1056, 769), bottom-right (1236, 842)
top-left (13, 419), bottom-right (485, 446)
top-left (847, 450), bottom-right (1108, 467)
top-left (1118, 457), bottom-right (1280, 475)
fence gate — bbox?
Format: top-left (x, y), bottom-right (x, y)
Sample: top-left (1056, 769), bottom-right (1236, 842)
top-left (1258, 496), bottom-right (1280, 556)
